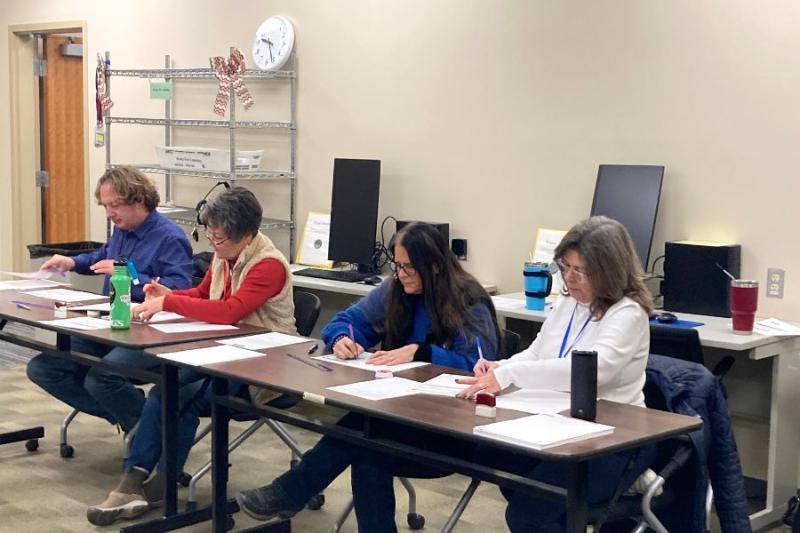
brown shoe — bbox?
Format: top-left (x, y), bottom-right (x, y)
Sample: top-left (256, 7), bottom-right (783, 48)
top-left (86, 491), bottom-right (149, 526)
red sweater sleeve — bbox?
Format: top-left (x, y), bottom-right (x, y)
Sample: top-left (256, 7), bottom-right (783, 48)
top-left (170, 268), bottom-right (212, 299)
top-left (163, 259), bottom-right (286, 324)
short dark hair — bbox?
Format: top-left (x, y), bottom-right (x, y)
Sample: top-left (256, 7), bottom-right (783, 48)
top-left (199, 187), bottom-right (262, 242)
top-left (554, 216), bottom-right (653, 318)
top-left (94, 166), bottom-right (160, 211)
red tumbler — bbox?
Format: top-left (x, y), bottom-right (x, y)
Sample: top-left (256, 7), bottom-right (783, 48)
top-left (730, 280), bottom-right (758, 335)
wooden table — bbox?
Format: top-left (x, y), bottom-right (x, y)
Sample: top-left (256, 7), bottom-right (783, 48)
top-left (147, 338), bottom-right (702, 533)
top-left (0, 288), bottom-right (266, 527)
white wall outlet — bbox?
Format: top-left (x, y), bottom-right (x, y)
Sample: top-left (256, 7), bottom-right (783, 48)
top-left (766, 268), bottom-right (785, 298)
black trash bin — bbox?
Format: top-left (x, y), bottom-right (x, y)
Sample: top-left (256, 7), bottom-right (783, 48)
top-left (27, 241), bottom-right (105, 294)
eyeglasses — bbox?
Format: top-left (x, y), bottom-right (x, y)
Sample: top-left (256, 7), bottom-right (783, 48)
top-left (555, 258), bottom-right (587, 283)
top-left (389, 261), bottom-right (417, 276)
top-left (204, 231), bottom-right (230, 246)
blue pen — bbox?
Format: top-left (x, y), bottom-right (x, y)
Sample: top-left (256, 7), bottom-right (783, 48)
top-left (476, 337), bottom-right (485, 361)
top-left (348, 323), bottom-right (355, 342)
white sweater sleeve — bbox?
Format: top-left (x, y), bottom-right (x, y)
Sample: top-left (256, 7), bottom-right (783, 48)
top-left (493, 299), bottom-right (647, 394)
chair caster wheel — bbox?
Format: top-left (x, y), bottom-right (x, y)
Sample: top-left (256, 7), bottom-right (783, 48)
top-left (25, 439), bottom-right (39, 452)
top-left (60, 443), bottom-right (74, 458)
top-left (178, 472), bottom-right (192, 487)
top-left (185, 501), bottom-right (197, 511)
top-left (407, 513), bottom-right (425, 530)
top-left (307, 493), bottom-right (325, 510)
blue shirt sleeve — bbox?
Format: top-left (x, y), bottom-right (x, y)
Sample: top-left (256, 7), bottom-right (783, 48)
top-left (321, 282), bottom-right (387, 350)
top-left (71, 242), bottom-right (111, 274)
top-left (427, 302), bottom-right (498, 371)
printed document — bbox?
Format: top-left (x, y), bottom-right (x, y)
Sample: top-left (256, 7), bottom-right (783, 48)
top-left (218, 332), bottom-right (310, 350)
top-left (473, 414), bottom-right (614, 450)
top-left (38, 317), bottom-right (110, 331)
top-left (327, 377), bottom-right (420, 401)
top-left (0, 279), bottom-right (64, 291)
top-left (313, 352), bottom-right (429, 373)
top-left (0, 270), bottom-right (66, 280)
top-left (413, 373), bottom-right (471, 396)
top-left (157, 345), bottom-right (264, 366)
top-left (754, 318), bottom-right (800, 337)
top-left (22, 288), bottom-right (106, 302)
top-left (495, 389), bottom-right (571, 415)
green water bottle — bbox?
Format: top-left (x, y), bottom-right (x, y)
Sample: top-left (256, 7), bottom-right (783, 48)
top-left (109, 257), bottom-right (131, 330)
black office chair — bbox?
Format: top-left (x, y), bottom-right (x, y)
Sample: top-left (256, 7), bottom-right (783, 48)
top-left (649, 323), bottom-right (735, 398)
top-left (331, 328), bottom-right (523, 533)
top-left (184, 289), bottom-right (324, 511)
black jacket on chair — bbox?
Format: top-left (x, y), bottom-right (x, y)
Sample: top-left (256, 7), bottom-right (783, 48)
top-left (646, 354), bottom-right (751, 533)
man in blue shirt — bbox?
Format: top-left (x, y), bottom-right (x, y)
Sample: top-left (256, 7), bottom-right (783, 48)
top-left (26, 167), bottom-right (193, 434)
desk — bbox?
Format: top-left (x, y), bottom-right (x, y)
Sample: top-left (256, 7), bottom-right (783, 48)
top-left (0, 289), bottom-right (266, 527)
top-left (492, 291), bottom-right (800, 530)
top-left (146, 339), bottom-right (701, 533)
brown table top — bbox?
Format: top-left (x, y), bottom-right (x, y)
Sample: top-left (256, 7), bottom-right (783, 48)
top-left (0, 289), bottom-right (267, 348)
top-left (146, 338), bottom-right (702, 461)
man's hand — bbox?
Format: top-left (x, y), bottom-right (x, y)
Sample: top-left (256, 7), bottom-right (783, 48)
top-left (40, 254), bottom-right (75, 273)
top-left (89, 259), bottom-right (115, 276)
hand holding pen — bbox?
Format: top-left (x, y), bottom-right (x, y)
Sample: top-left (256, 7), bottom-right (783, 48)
top-left (143, 276), bottom-right (171, 300)
top-left (472, 338), bottom-right (497, 376)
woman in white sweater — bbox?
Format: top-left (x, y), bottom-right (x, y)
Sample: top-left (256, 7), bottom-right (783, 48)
top-left (459, 215), bottom-right (654, 532)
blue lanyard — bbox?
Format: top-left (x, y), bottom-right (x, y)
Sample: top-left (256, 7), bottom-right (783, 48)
top-left (558, 303), bottom-right (592, 358)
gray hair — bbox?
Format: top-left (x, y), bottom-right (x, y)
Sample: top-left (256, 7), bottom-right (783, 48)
top-left (554, 216), bottom-right (653, 318)
top-left (199, 187), bottom-right (262, 242)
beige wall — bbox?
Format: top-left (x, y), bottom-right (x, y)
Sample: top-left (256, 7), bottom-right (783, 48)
top-left (2, 0), bottom-right (799, 319)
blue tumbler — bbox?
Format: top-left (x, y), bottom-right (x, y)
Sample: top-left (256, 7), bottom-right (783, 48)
top-left (523, 262), bottom-right (553, 311)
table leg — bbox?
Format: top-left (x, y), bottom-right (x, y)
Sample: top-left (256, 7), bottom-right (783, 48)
top-left (211, 377), bottom-right (230, 533)
top-left (565, 461), bottom-right (588, 533)
top-left (161, 363), bottom-right (178, 517)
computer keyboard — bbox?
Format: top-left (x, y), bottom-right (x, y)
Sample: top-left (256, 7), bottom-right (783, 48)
top-left (294, 268), bottom-right (373, 283)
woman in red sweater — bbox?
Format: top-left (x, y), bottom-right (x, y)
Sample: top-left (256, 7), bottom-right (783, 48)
top-left (87, 187), bottom-right (296, 526)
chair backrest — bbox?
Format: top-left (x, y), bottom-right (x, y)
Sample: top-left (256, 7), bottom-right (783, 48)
top-left (500, 329), bottom-right (521, 359)
top-left (649, 324), bottom-right (704, 365)
top-left (191, 251), bottom-right (214, 287)
top-left (293, 290), bottom-right (322, 337)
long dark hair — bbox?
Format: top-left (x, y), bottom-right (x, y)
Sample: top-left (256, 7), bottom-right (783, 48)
top-left (554, 216), bottom-right (653, 318)
top-left (382, 222), bottom-right (500, 352)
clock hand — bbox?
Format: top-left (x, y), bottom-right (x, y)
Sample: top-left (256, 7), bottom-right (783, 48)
top-left (266, 39), bottom-right (274, 63)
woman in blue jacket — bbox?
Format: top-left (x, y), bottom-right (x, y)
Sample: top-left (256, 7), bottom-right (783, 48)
top-left (236, 221), bottom-right (499, 529)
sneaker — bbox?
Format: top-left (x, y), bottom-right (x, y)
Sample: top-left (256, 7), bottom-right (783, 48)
top-left (86, 491), bottom-right (149, 526)
top-left (235, 484), bottom-right (299, 521)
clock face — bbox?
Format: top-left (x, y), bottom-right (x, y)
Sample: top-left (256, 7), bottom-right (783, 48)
top-left (252, 16), bottom-right (295, 71)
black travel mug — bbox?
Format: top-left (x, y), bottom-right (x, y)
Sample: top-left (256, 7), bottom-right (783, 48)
top-left (570, 350), bottom-right (598, 421)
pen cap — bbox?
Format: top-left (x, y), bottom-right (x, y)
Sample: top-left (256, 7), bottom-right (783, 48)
top-left (570, 350), bottom-right (597, 421)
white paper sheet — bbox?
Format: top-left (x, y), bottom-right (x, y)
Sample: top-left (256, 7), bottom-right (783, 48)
top-left (38, 317), bottom-right (111, 331)
top-left (142, 311), bottom-right (186, 323)
top-left (313, 352), bottom-right (429, 373)
top-left (295, 211), bottom-right (333, 267)
top-left (70, 302), bottom-right (111, 311)
top-left (473, 413), bottom-right (614, 450)
top-left (413, 373), bottom-right (471, 397)
top-left (157, 345), bottom-right (264, 366)
top-left (0, 270), bottom-right (66, 280)
top-left (327, 377), bottom-right (420, 401)
top-left (148, 322), bottom-right (238, 333)
top-left (0, 279), bottom-right (64, 291)
top-left (217, 332), bottom-right (310, 350)
top-left (22, 288), bottom-right (106, 302)
top-left (753, 318), bottom-right (800, 337)
top-left (491, 296), bottom-right (527, 309)
top-left (495, 389), bottom-right (571, 415)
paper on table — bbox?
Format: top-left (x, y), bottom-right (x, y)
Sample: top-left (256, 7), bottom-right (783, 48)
top-left (142, 311), bottom-right (186, 323)
top-left (38, 317), bottom-right (110, 330)
top-left (473, 413), bottom-right (614, 450)
top-left (327, 377), bottom-right (420, 401)
top-left (217, 332), bottom-right (310, 350)
top-left (149, 322), bottom-right (238, 333)
top-left (491, 296), bottom-right (527, 310)
top-left (313, 352), bottom-right (429, 373)
top-left (0, 279), bottom-right (64, 291)
top-left (413, 373), bottom-right (471, 396)
top-left (22, 288), bottom-right (106, 302)
top-left (753, 318), bottom-right (800, 337)
top-left (0, 270), bottom-right (65, 280)
top-left (495, 389), bottom-right (571, 415)
top-left (70, 302), bottom-right (111, 312)
top-left (157, 345), bottom-right (264, 366)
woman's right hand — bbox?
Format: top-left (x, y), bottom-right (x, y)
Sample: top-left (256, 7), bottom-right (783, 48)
top-left (333, 337), bottom-right (364, 359)
top-left (473, 359), bottom-right (499, 376)
top-left (143, 278), bottom-right (171, 300)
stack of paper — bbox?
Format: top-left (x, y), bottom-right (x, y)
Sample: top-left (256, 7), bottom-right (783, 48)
top-left (38, 317), bottom-right (110, 331)
top-left (754, 318), bottom-right (800, 337)
top-left (473, 414), bottom-right (614, 450)
top-left (495, 389), bottom-right (571, 415)
top-left (218, 332), bottom-right (310, 350)
top-left (0, 279), bottom-right (64, 291)
top-left (22, 288), bottom-right (106, 302)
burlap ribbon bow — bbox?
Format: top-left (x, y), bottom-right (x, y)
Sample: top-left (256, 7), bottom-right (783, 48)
top-left (210, 48), bottom-right (254, 116)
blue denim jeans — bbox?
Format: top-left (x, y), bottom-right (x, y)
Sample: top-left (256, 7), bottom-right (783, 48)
top-left (26, 336), bottom-right (154, 432)
top-left (124, 368), bottom-right (243, 475)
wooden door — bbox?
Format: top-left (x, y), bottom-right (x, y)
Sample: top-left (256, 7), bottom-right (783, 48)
top-left (42, 35), bottom-right (85, 243)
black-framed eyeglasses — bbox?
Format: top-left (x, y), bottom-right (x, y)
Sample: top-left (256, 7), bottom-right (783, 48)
top-left (389, 261), bottom-right (417, 276)
top-left (204, 231), bottom-right (230, 246)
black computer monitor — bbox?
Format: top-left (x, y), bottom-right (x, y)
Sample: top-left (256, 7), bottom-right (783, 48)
top-left (590, 164), bottom-right (664, 270)
top-left (328, 158), bottom-right (381, 271)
